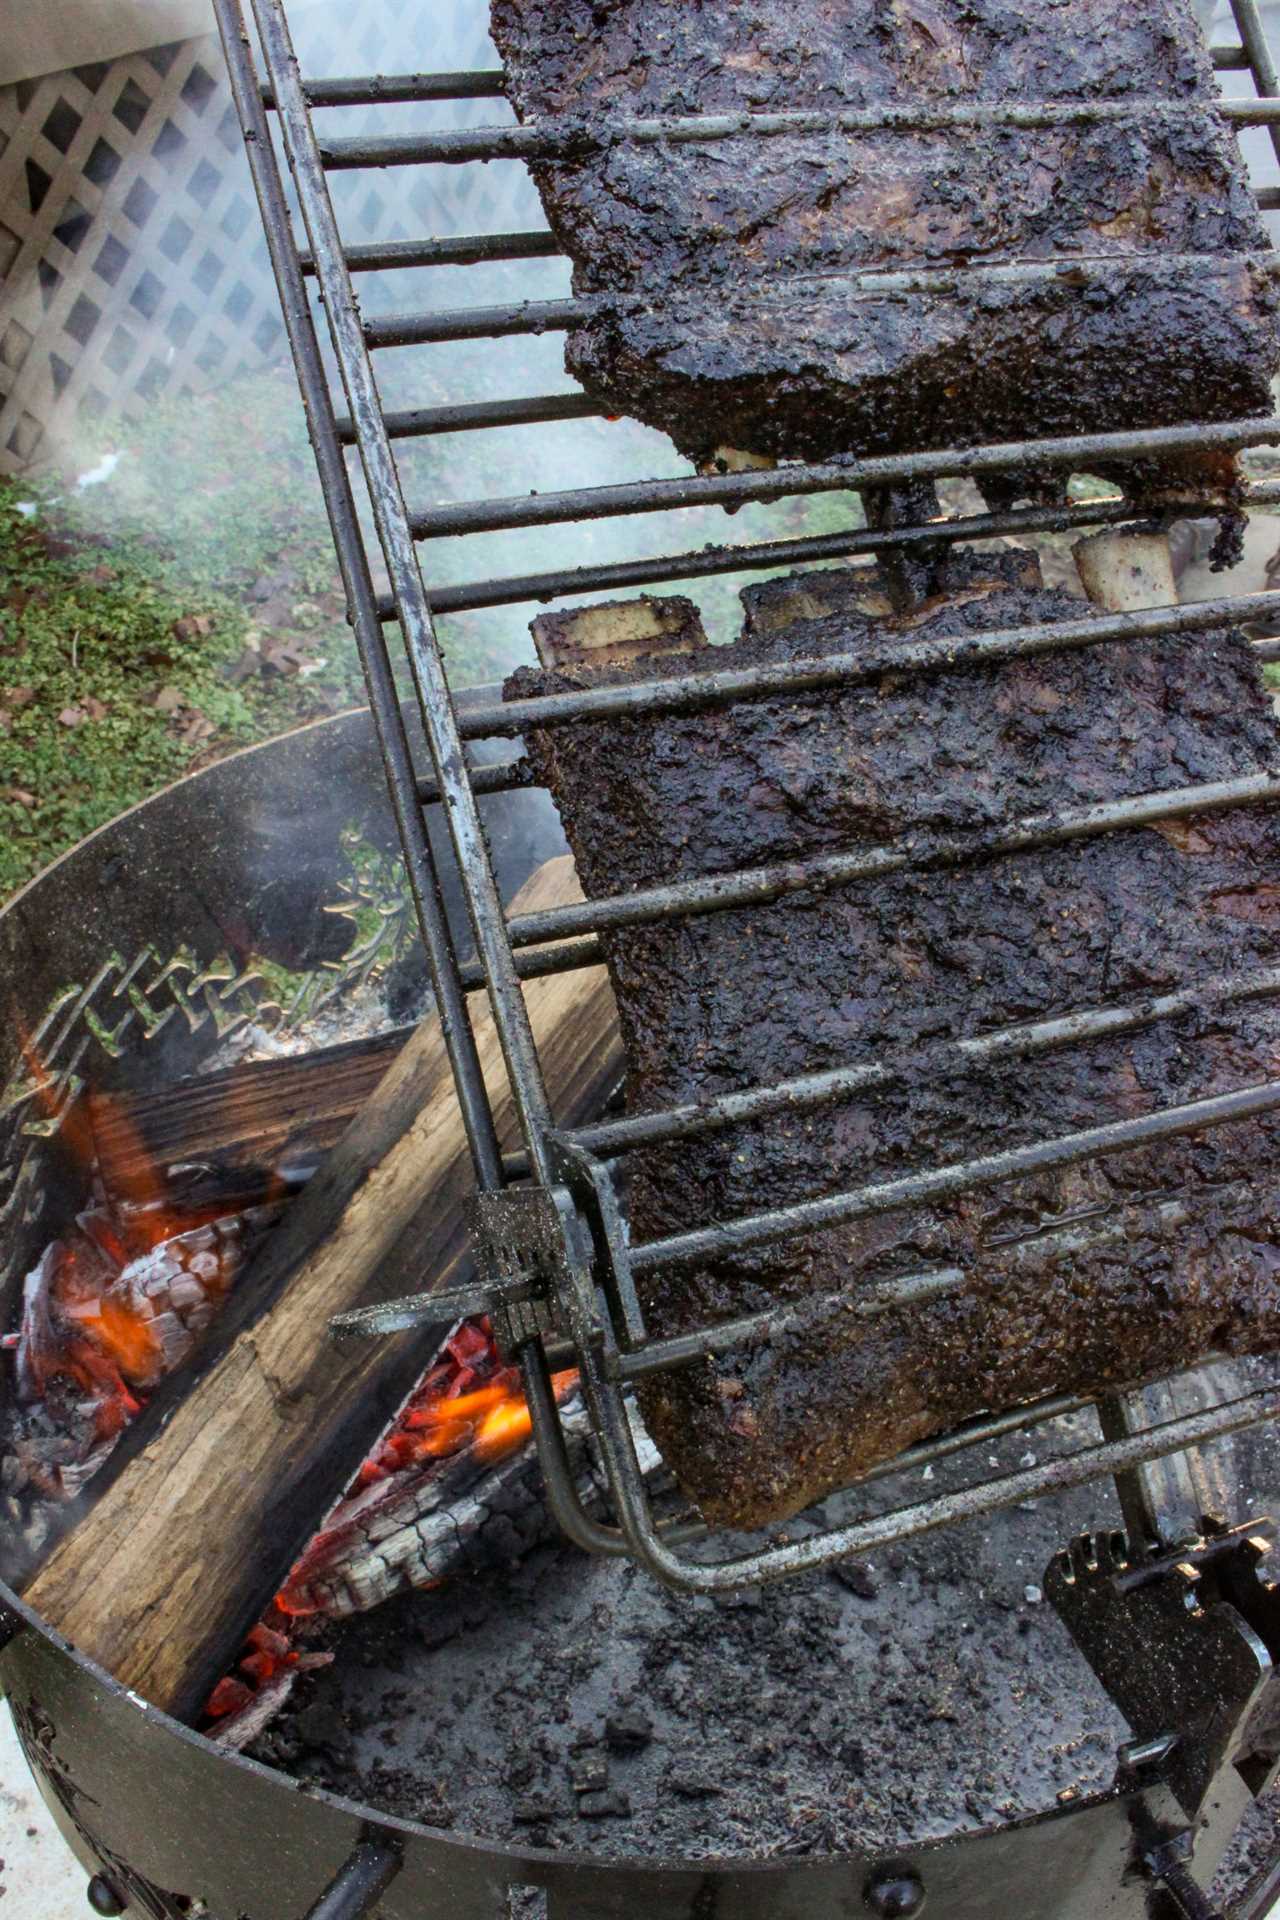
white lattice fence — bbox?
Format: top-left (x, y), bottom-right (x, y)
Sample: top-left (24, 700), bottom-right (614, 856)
top-left (0, 38), bottom-right (286, 469)
top-left (0, 1), bottom-right (542, 474)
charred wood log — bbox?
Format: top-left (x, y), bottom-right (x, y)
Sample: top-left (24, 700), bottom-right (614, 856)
top-left (282, 1390), bottom-right (601, 1622)
top-left (210, 1388), bottom-right (666, 1750)
top-left (88, 1028), bottom-right (412, 1202)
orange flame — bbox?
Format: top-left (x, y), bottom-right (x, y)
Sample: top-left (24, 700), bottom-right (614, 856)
top-left (84, 1295), bottom-right (160, 1385)
top-left (16, 1017), bottom-right (283, 1256)
top-left (474, 1393), bottom-right (533, 1462)
top-left (380, 1368), bottom-right (581, 1472)
top-left (17, 1020), bottom-right (170, 1214)
top-left (409, 1381), bottom-right (512, 1453)
top-left (472, 1371), bottom-right (577, 1462)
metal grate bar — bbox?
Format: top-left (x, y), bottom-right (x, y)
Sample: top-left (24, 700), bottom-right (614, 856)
top-left (567, 1360), bottom-right (1280, 1593)
top-left (368, 254), bottom-right (1280, 349)
top-left (316, 94), bottom-right (1280, 170)
top-left (616, 1195), bottom-right (1250, 1378)
top-left (263, 68), bottom-right (507, 107)
top-left (453, 937), bottom-right (602, 993)
top-left (567, 965), bottom-right (1280, 1162)
top-left (261, 55), bottom-right (1262, 96)
top-left (1229, 0), bottom-right (1280, 166)
top-left (399, 483), bottom-right (1280, 620)
top-left (851, 1390), bottom-right (1090, 1486)
top-left (365, 297), bottom-right (580, 348)
top-left (502, 772), bottom-right (1280, 951)
top-left (300, 229), bottom-right (558, 275)
top-left (339, 390), bottom-right (604, 445)
top-left (464, 591), bottom-right (1280, 741)
top-left (408, 419), bottom-right (1280, 540)
top-left (510, 771), bottom-right (1280, 949)
top-left (630, 1079), bottom-right (1280, 1273)
top-left (416, 757), bottom-right (533, 805)
top-left (307, 205), bottom-right (1280, 280)
top-left (401, 497), bottom-right (1133, 617)
top-left (412, 620), bottom-right (1280, 791)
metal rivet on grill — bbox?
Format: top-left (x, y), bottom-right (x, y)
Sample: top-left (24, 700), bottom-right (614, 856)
top-left (864, 1866), bottom-right (926, 1916)
top-left (86, 1876), bottom-right (126, 1917)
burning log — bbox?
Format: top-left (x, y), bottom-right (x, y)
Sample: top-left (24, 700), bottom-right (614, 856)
top-left (23, 855), bottom-right (622, 1724)
top-left (88, 1027), bottom-right (410, 1202)
top-left (207, 1322), bottom-right (667, 1751)
top-left (277, 1365), bottom-right (592, 1622)
top-left (280, 1379), bottom-right (665, 1627)
top-left (5, 1027), bottom-right (466, 1531)
top-left (202, 1321), bottom-right (583, 1747)
top-left (5, 1204), bottom-right (271, 1520)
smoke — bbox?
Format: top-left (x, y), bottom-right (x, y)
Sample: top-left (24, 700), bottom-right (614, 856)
top-left (2, 0), bottom-right (864, 703)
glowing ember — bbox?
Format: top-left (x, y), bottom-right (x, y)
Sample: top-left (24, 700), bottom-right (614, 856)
top-left (237, 1330), bottom-right (570, 1621)
top-left (7, 1209), bottom-right (253, 1502)
top-left (203, 1320), bottom-right (578, 1733)
top-left (79, 1294), bottom-right (161, 1387)
top-left (3, 1032), bottom-right (280, 1510)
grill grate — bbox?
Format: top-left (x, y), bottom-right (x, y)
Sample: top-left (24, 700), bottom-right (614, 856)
top-left (217, 0), bottom-right (1280, 1592)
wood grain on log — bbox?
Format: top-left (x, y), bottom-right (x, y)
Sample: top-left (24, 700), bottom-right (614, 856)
top-left (24, 856), bottom-right (621, 1723)
top-left (89, 1028), bottom-right (412, 1199)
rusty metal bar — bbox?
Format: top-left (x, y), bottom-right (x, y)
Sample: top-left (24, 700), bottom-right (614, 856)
top-left (318, 94), bottom-right (1280, 170)
top-left (408, 418), bottom-right (1280, 539)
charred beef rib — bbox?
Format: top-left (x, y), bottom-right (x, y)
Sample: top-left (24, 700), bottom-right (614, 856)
top-left (506, 550), bottom-right (1280, 1529)
top-left (491, 0), bottom-right (1280, 489)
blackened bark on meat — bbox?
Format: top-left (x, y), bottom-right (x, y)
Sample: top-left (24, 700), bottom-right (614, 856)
top-left (505, 549), bottom-right (1280, 1528)
top-left (491, 0), bottom-right (1280, 507)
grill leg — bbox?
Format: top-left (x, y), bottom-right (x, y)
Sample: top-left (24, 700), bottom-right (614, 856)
top-left (302, 1840), bottom-right (401, 1920)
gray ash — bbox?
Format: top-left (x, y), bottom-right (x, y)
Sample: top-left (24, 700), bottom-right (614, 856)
top-left (248, 1384), bottom-right (1280, 1874)
top-left (249, 1411), bottom-right (1138, 1859)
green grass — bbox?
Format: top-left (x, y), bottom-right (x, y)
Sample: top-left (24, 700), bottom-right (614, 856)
top-left (0, 367), bottom-right (374, 899)
top-left (0, 476), bottom-right (267, 896)
top-left (0, 365), bottom-right (517, 902)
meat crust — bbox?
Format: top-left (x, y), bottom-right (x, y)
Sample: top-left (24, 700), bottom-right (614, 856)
top-left (506, 551), bottom-right (1280, 1527)
top-left (491, 0), bottom-right (1280, 482)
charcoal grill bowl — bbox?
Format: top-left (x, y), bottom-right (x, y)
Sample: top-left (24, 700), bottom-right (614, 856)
top-left (0, 709), bottom-right (1273, 1920)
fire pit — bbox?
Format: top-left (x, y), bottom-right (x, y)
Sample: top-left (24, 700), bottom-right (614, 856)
top-left (0, 715), bottom-right (1275, 1919)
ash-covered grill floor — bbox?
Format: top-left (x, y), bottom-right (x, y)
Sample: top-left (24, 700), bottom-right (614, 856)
top-left (248, 1396), bottom-right (1280, 1862)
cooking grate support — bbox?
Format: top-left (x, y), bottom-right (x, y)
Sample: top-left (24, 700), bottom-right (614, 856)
top-left (218, 0), bottom-right (1280, 1593)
